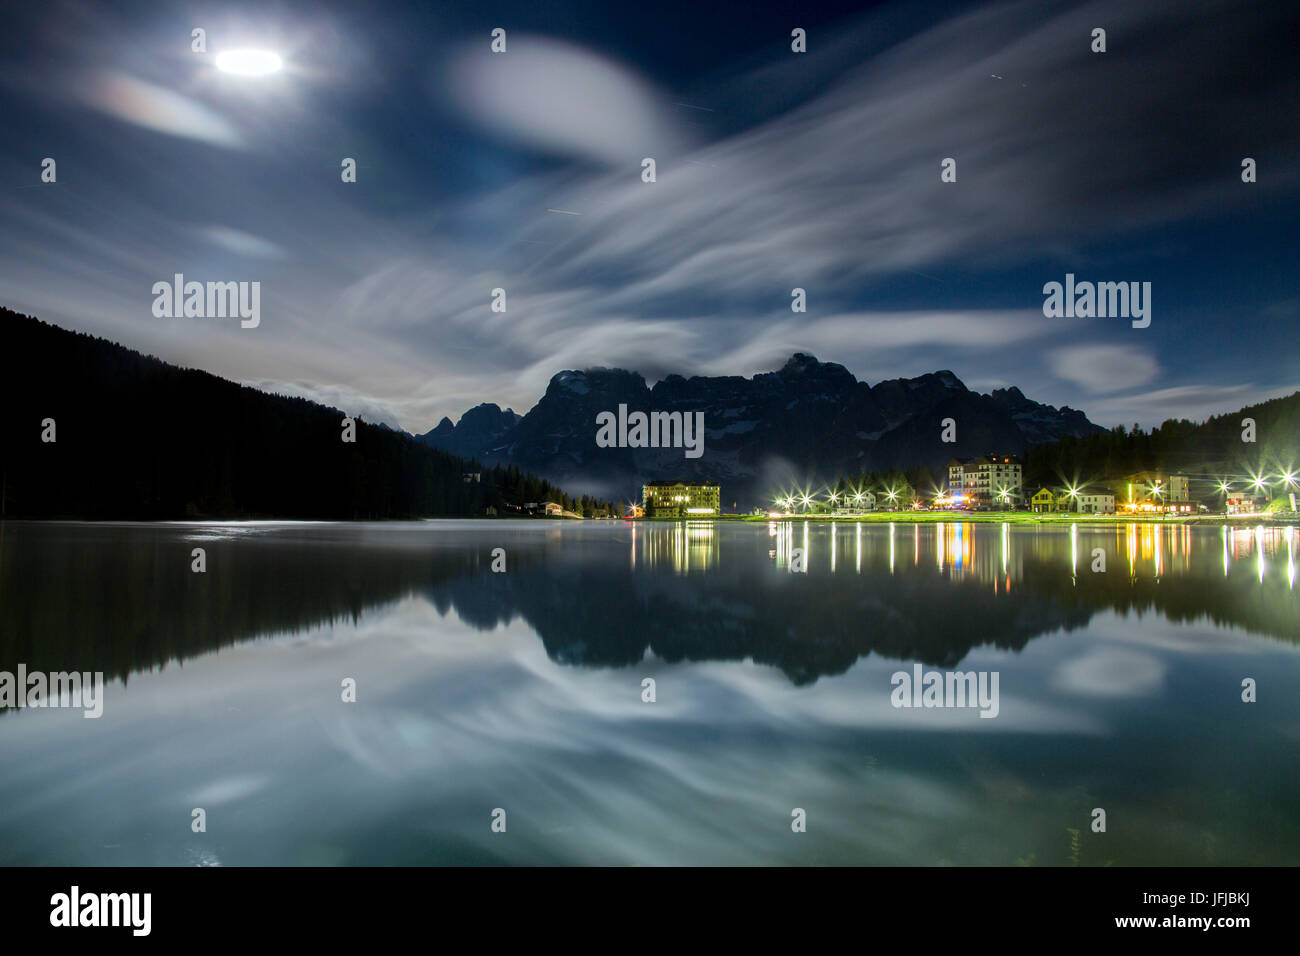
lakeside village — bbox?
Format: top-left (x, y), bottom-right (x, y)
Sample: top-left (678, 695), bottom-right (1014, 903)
top-left (613, 455), bottom-right (1299, 522)
top-left (472, 453), bottom-right (1298, 522)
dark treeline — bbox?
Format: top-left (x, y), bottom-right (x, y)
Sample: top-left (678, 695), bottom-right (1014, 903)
top-left (832, 465), bottom-right (935, 502)
top-left (1022, 391), bottom-right (1300, 489)
top-left (806, 466), bottom-right (939, 505)
top-left (820, 393), bottom-right (1299, 500)
top-left (0, 308), bottom-right (612, 519)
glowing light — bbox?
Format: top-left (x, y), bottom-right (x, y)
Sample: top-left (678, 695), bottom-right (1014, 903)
top-left (1257, 525), bottom-right (1266, 582)
top-left (1288, 530), bottom-right (1295, 590)
top-left (215, 49), bottom-right (284, 76)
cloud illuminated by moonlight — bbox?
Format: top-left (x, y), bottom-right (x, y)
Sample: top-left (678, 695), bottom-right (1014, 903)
top-left (79, 72), bottom-right (243, 148)
top-left (445, 36), bottom-right (684, 165)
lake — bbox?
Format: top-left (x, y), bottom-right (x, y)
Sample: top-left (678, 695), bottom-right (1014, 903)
top-left (1, 518), bottom-right (1297, 865)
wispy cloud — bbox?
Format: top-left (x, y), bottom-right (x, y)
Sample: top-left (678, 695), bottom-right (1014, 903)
top-left (76, 73), bottom-right (244, 148)
top-left (1049, 344), bottom-right (1159, 394)
top-left (2, 0), bottom-right (1296, 433)
top-left (1086, 382), bottom-right (1300, 425)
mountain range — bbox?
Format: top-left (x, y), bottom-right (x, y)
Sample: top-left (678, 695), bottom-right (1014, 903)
top-left (418, 354), bottom-right (1105, 506)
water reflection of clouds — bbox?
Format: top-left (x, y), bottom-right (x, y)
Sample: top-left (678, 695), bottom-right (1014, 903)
top-left (187, 774), bottom-right (272, 805)
top-left (5, 522), bottom-right (1300, 864)
top-left (0, 586), bottom-right (1293, 866)
top-left (1087, 609), bottom-right (1295, 655)
top-left (1053, 647), bottom-right (1166, 698)
top-left (173, 520), bottom-right (333, 542)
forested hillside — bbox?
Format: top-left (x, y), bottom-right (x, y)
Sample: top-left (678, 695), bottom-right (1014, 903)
top-left (0, 308), bottom-right (605, 519)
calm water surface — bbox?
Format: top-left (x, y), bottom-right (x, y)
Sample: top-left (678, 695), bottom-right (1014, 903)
top-left (1, 519), bottom-right (1298, 865)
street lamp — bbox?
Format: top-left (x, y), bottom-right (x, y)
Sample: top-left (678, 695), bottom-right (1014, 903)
top-left (1065, 484), bottom-right (1080, 510)
top-left (1150, 482), bottom-right (1162, 498)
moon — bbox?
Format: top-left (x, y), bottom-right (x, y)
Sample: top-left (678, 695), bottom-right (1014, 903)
top-left (214, 49), bottom-right (283, 76)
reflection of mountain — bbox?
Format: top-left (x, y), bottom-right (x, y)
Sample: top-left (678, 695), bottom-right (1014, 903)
top-left (3, 523), bottom-right (1295, 697)
top-left (435, 561), bottom-right (1090, 684)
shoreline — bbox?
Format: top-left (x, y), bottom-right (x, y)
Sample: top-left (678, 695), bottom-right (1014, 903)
top-left (2, 512), bottom-right (1294, 527)
top-left (736, 512), bottom-right (1297, 526)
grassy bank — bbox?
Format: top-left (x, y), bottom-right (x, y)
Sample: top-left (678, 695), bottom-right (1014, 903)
top-left (735, 511), bottom-right (1297, 526)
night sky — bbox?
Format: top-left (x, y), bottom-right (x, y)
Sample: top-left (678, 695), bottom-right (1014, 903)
top-left (2, 0), bottom-right (1297, 433)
